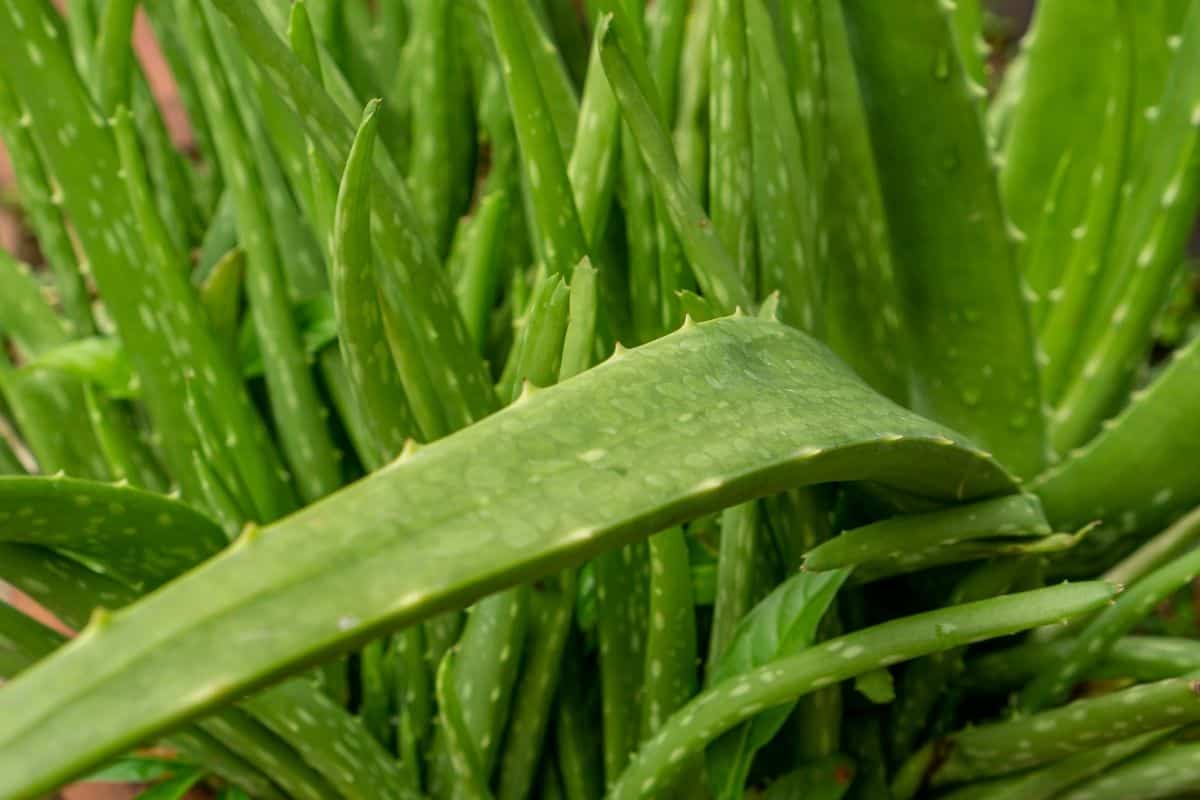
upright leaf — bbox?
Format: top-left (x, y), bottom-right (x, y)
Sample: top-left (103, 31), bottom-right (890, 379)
top-left (841, 0), bottom-right (1044, 477)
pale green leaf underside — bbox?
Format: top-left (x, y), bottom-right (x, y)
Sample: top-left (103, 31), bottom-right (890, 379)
top-left (0, 316), bottom-right (1013, 796)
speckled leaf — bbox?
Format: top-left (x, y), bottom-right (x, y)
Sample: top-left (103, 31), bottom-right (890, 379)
top-left (841, 0), bottom-right (1044, 477)
top-left (0, 316), bottom-right (1015, 795)
top-left (1033, 335), bottom-right (1200, 568)
top-left (0, 476), bottom-right (226, 590)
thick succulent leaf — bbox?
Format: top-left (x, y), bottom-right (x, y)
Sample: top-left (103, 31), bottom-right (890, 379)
top-left (929, 675), bottom-right (1200, 786)
top-left (803, 494), bottom-right (1050, 571)
top-left (0, 0), bottom-right (294, 515)
top-left (706, 569), bottom-right (850, 799)
top-left (1050, 0), bottom-right (1200, 453)
top-left (818, 0), bottom-right (908, 403)
top-left (0, 316), bottom-right (1016, 795)
top-left (0, 476), bottom-right (226, 590)
top-left (611, 583), bottom-right (1115, 799)
top-left (1058, 738), bottom-right (1200, 800)
top-left (1032, 336), bottom-right (1200, 570)
top-left (0, 601), bottom-right (63, 678)
top-left (840, 0), bottom-right (1044, 478)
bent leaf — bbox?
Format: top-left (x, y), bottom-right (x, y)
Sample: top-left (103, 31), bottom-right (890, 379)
top-left (0, 316), bottom-right (1015, 795)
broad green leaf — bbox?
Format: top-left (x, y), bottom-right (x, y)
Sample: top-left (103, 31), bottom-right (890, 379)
top-left (841, 0), bottom-right (1044, 478)
top-left (706, 569), bottom-right (849, 799)
top-left (132, 769), bottom-right (205, 800)
top-left (84, 757), bottom-right (193, 784)
top-left (0, 316), bottom-right (1017, 794)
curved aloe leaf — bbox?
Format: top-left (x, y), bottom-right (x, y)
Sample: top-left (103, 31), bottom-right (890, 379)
top-left (611, 583), bottom-right (1115, 799)
top-left (0, 316), bottom-right (1016, 795)
top-left (1033, 336), bottom-right (1200, 568)
top-left (804, 494), bottom-right (1050, 572)
top-left (840, 0), bottom-right (1044, 478)
top-left (1059, 737), bottom-right (1200, 800)
top-left (0, 476), bottom-right (226, 590)
top-left (929, 675), bottom-right (1200, 787)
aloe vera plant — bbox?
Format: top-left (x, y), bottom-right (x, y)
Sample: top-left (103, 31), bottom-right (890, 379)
top-left (1, 1), bottom-right (1200, 798)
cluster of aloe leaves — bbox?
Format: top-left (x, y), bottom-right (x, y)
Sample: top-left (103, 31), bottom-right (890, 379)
top-left (1, 0), bottom-right (1200, 797)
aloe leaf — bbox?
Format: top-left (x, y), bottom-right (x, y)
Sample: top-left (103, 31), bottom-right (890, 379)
top-left (706, 569), bottom-right (849, 800)
top-left (333, 99), bottom-right (415, 464)
top-left (612, 583), bottom-right (1115, 799)
top-left (239, 677), bottom-right (411, 798)
top-left (1050, 0), bottom-right (1200, 453)
top-left (559, 259), bottom-right (599, 381)
top-left (429, 588), bottom-right (530, 795)
top-left (929, 675), bottom-right (1200, 787)
top-left (435, 650), bottom-right (495, 800)
top-left (1018, 539), bottom-right (1200, 712)
top-left (208, 0), bottom-right (497, 426)
top-left (1003, 0), bottom-right (1130, 392)
top-left (745, 0), bottom-right (821, 332)
top-left (707, 502), bottom-right (764, 675)
top-left (889, 558), bottom-right (1030, 760)
top-left (840, 0), bottom-right (1044, 478)
top-left (0, 78), bottom-right (93, 332)
top-left (92, 0), bottom-right (135, 113)
top-left (0, 2), bottom-right (293, 515)
top-left (1058, 737), bottom-right (1200, 800)
top-left (673, 0), bottom-right (710, 201)
top-left (556, 641), bottom-right (605, 800)
top-left (596, 540), bottom-right (650, 781)
top-left (1032, 336), bottom-right (1200, 566)
top-left (0, 316), bottom-right (1019, 794)
top-left (176, 3), bottom-right (343, 504)
top-left (965, 729), bottom-right (1174, 800)
top-left (598, 16), bottom-right (753, 314)
top-left (568, 24), bottom-right (622, 247)
top-left (818, 0), bottom-right (907, 403)
top-left (26, 338), bottom-right (137, 399)
top-left (947, 0), bottom-right (986, 87)
top-left (496, 572), bottom-right (577, 800)
top-left (1105, 504), bottom-right (1200, 587)
top-left (199, 249), bottom-right (245, 352)
top-left (641, 527), bottom-right (698, 738)
top-left (708, 0), bottom-right (755, 282)
top-left (804, 495), bottom-right (1050, 572)
top-left (0, 475), bottom-right (225, 590)
top-left (456, 190), bottom-right (514, 352)
top-left (0, 600), bottom-right (64, 678)
top-left (966, 636), bottom-right (1200, 694)
top-left (485, 0), bottom-right (589, 277)
top-left (407, 0), bottom-right (471, 256)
